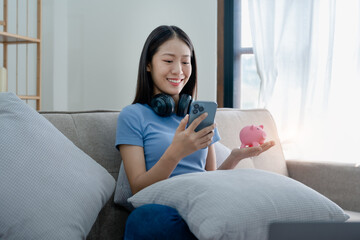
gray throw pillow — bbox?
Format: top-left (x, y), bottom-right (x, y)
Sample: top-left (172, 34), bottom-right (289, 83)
top-left (0, 92), bottom-right (115, 239)
top-left (128, 168), bottom-right (349, 240)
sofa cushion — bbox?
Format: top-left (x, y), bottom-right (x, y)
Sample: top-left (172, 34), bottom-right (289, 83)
top-left (0, 92), bottom-right (115, 239)
top-left (215, 109), bottom-right (288, 176)
top-left (128, 169), bottom-right (349, 240)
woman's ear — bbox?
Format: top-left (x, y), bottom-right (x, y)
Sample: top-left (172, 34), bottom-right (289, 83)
top-left (146, 63), bottom-right (151, 72)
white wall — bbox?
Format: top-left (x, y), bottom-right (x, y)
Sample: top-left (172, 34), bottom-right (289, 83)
top-left (42, 0), bottom-right (68, 111)
top-left (41, 0), bottom-right (217, 111)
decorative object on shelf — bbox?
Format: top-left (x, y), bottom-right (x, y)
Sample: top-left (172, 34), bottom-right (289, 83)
top-left (0, 67), bottom-right (7, 92)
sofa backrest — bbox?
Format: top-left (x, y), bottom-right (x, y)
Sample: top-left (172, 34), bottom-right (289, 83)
top-left (41, 108), bottom-right (288, 180)
top-left (41, 111), bottom-right (121, 180)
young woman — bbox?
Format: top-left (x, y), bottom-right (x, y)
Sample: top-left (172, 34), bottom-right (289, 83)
top-left (116, 25), bottom-right (275, 239)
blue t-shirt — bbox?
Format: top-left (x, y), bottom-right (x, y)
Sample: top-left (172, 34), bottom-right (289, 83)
top-left (115, 103), bottom-right (220, 177)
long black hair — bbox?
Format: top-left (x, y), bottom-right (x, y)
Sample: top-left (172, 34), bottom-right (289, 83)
top-left (132, 25), bottom-right (197, 105)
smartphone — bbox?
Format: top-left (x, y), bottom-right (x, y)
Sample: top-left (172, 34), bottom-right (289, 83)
top-left (187, 101), bottom-right (217, 132)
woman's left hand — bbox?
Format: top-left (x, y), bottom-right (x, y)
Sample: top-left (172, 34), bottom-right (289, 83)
top-left (232, 140), bottom-right (276, 159)
top-left (217, 141), bottom-right (276, 170)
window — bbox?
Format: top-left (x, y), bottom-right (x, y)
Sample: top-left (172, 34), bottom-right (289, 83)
top-left (218, 0), bottom-right (261, 109)
top-left (219, 0), bottom-right (360, 163)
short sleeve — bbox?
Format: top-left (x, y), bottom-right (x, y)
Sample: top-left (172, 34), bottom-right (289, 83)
top-left (211, 127), bottom-right (221, 145)
top-left (115, 105), bottom-right (144, 150)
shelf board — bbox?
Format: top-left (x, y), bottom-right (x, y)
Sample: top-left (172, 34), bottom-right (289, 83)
top-left (18, 95), bottom-right (40, 100)
top-left (0, 31), bottom-right (40, 44)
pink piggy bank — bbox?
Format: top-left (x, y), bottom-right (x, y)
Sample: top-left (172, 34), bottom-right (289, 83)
top-left (239, 125), bottom-right (267, 148)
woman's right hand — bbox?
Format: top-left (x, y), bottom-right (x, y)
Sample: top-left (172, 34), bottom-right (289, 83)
top-left (169, 113), bottom-right (215, 160)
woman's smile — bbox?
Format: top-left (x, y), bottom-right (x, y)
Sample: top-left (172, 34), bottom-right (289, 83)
top-left (167, 78), bottom-right (183, 86)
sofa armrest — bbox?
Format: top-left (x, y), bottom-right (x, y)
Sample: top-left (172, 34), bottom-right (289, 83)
top-left (286, 160), bottom-right (360, 212)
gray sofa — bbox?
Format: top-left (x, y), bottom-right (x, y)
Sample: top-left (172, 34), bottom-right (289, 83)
top-left (40, 109), bottom-right (360, 239)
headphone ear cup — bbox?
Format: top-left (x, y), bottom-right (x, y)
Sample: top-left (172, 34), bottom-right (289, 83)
top-left (150, 94), bottom-right (175, 117)
top-left (177, 94), bottom-right (192, 117)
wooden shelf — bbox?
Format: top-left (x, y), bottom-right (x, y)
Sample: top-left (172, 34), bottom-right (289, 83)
top-left (0, 32), bottom-right (40, 44)
top-left (18, 95), bottom-right (41, 100)
top-left (1, 0), bottom-right (42, 110)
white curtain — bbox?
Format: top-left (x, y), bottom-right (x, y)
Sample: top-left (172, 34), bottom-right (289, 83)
top-left (248, 0), bottom-right (360, 163)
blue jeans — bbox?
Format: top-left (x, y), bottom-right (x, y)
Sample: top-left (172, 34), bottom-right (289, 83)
top-left (124, 204), bottom-right (197, 240)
